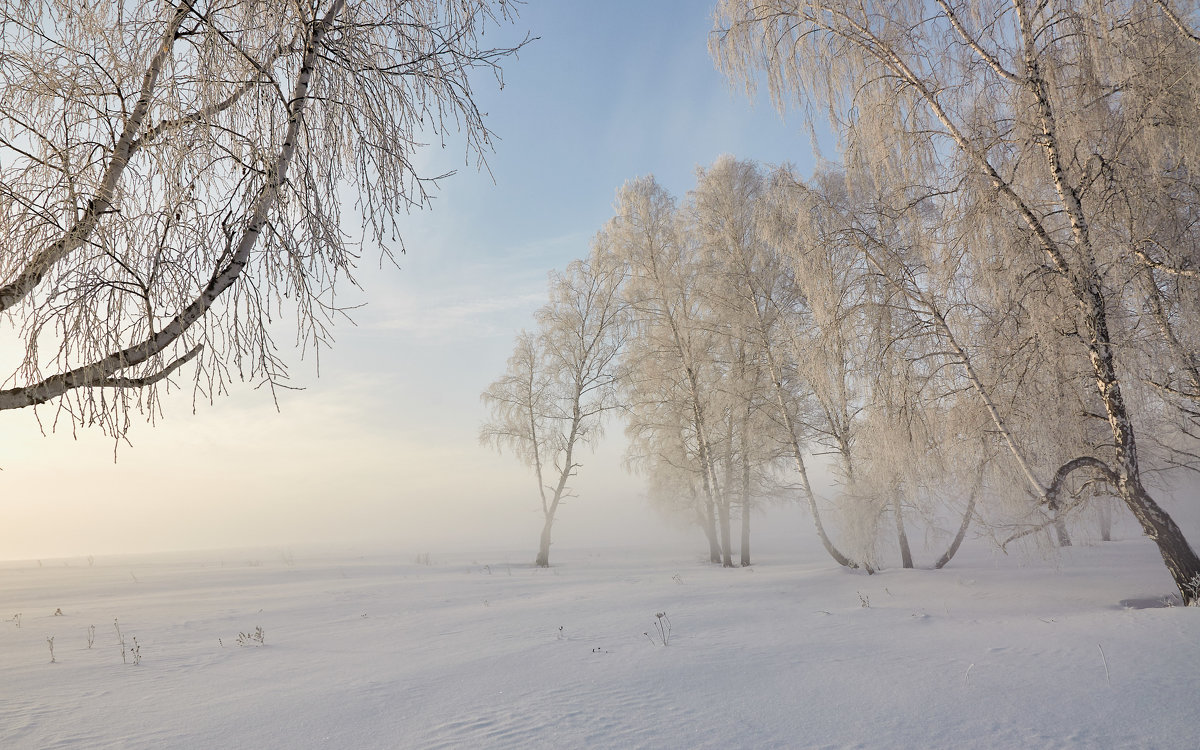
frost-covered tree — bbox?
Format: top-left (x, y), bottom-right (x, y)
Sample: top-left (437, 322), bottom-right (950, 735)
top-left (609, 176), bottom-right (736, 564)
top-left (625, 379), bottom-right (725, 561)
top-left (747, 167), bottom-right (887, 570)
top-left (481, 253), bottom-right (627, 567)
top-left (713, 0), bottom-right (1200, 601)
top-left (691, 156), bottom-right (812, 567)
top-left (0, 0), bottom-right (526, 433)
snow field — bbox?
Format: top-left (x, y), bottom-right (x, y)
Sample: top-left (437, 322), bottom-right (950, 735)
top-left (1, 539), bottom-right (1198, 749)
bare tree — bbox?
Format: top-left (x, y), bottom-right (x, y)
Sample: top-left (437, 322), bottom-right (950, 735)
top-left (0, 0), bottom-right (527, 433)
top-left (481, 253), bottom-right (627, 567)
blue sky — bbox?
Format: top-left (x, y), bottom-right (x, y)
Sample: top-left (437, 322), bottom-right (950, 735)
top-left (0, 2), bottom-right (826, 560)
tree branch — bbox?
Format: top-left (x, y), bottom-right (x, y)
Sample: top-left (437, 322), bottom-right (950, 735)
top-left (934, 0), bottom-right (1023, 83)
top-left (1153, 0), bottom-right (1200, 47)
top-left (0, 0), bottom-right (191, 313)
top-left (97, 344), bottom-right (203, 388)
top-left (1133, 242), bottom-right (1200, 278)
top-left (0, 0), bottom-right (342, 411)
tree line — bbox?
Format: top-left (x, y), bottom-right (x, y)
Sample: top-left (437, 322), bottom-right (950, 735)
top-left (484, 0), bottom-right (1200, 605)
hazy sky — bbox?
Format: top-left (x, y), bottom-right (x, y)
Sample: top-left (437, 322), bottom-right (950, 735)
top-left (0, 2), bottom-right (824, 561)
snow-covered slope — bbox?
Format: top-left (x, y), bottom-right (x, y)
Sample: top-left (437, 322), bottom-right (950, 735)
top-left (2, 537), bottom-right (1197, 749)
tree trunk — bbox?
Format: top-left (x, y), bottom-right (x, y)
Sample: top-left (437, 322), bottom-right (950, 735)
top-left (767, 369), bottom-right (860, 569)
top-left (1120, 478), bottom-right (1200, 605)
top-left (690, 388), bottom-right (726, 565)
top-left (1098, 497), bottom-right (1113, 542)
top-left (740, 501), bottom-right (752, 567)
top-left (740, 441), bottom-right (752, 567)
top-left (745, 289), bottom-right (859, 570)
top-left (1052, 506), bottom-right (1072, 548)
top-left (702, 498), bottom-right (721, 563)
top-left (1015, 7), bottom-right (1199, 602)
top-left (934, 479), bottom-right (979, 570)
top-left (535, 515), bottom-right (553, 568)
top-left (718, 494), bottom-right (734, 568)
top-left (893, 493), bottom-right (913, 569)
top-left (718, 422), bottom-right (735, 568)
top-left (1076, 276), bottom-right (1199, 601)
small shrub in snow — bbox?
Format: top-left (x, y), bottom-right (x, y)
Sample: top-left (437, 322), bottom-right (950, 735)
top-left (87, 625), bottom-right (95, 649)
top-left (8, 613), bottom-right (20, 628)
top-left (644, 612), bottom-right (672, 646)
top-left (858, 592), bottom-right (870, 608)
top-left (46, 636), bottom-right (55, 663)
top-left (114, 619), bottom-right (126, 664)
top-left (237, 626), bottom-right (266, 647)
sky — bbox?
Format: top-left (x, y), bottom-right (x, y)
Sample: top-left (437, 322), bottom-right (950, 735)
top-left (0, 2), bottom-right (827, 561)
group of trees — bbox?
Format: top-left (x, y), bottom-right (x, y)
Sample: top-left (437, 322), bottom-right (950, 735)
top-left (486, 0), bottom-right (1200, 605)
top-left (485, 159), bottom-right (989, 572)
top-left (710, 0), bottom-right (1200, 603)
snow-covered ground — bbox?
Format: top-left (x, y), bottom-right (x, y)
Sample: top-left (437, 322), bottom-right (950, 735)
top-left (2, 530), bottom-right (1198, 749)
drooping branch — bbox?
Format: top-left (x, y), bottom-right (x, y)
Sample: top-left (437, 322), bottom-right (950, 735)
top-left (1044, 455), bottom-right (1119, 510)
top-left (0, 0), bottom-right (341, 411)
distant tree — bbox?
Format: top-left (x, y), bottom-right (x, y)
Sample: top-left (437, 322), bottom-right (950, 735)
top-left (0, 0), bottom-right (527, 432)
top-left (481, 254), bottom-right (627, 567)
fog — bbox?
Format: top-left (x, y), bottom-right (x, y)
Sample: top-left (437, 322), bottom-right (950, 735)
top-left (0, 372), bottom-right (682, 561)
top-left (0, 1), bottom-right (820, 562)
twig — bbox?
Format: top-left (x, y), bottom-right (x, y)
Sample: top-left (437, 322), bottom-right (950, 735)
top-left (1097, 643), bottom-right (1111, 685)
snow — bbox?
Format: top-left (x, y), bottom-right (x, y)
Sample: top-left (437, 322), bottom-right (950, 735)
top-left (2, 532), bottom-right (1198, 749)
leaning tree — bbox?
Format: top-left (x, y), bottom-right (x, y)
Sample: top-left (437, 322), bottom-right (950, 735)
top-left (0, 0), bottom-right (526, 432)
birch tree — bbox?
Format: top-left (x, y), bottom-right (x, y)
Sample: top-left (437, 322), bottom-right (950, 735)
top-left (713, 0), bottom-right (1200, 601)
top-left (691, 156), bottom-right (820, 567)
top-left (757, 169), bottom-right (882, 569)
top-left (610, 176), bottom-right (735, 564)
top-left (0, 0), bottom-right (526, 434)
top-left (481, 253), bottom-right (627, 567)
